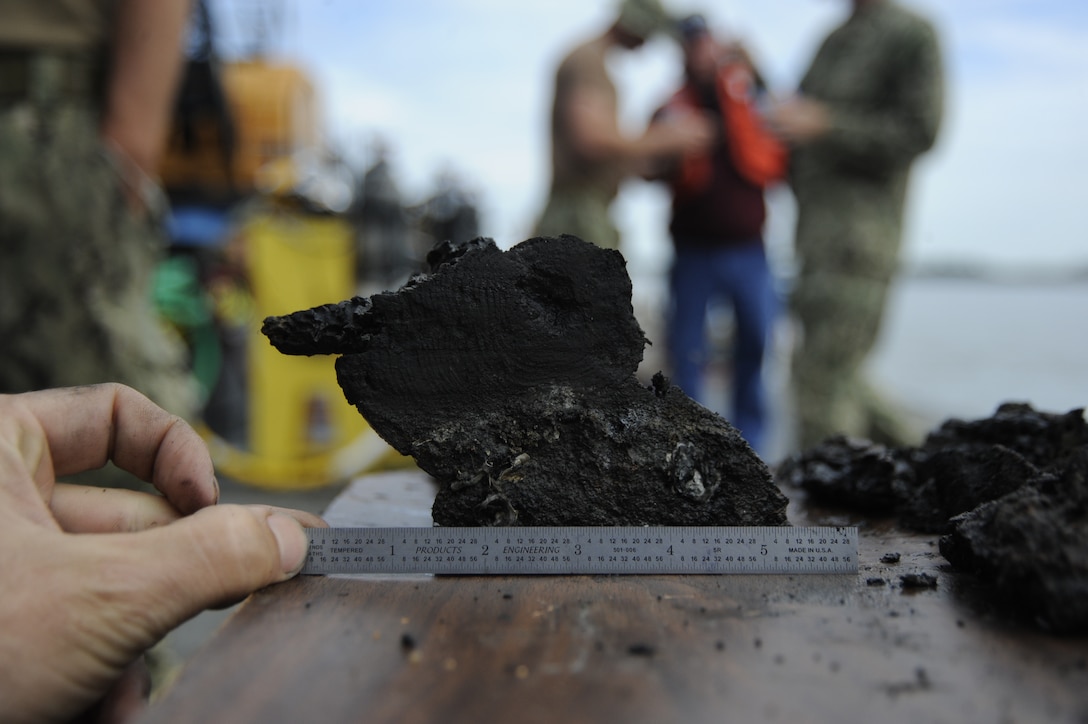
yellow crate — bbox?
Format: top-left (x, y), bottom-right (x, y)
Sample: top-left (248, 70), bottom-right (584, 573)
top-left (161, 60), bottom-right (317, 196)
top-left (208, 210), bottom-right (406, 489)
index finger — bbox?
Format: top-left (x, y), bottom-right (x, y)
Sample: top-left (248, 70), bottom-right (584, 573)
top-left (18, 384), bottom-right (217, 514)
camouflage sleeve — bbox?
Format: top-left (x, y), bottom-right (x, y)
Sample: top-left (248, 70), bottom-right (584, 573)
top-left (821, 20), bottom-right (944, 171)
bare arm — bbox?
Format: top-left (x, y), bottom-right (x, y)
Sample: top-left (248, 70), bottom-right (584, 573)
top-left (100, 0), bottom-right (191, 177)
top-left (566, 85), bottom-right (713, 166)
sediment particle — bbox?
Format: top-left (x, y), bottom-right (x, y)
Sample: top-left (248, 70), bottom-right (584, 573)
top-left (899, 572), bottom-right (938, 589)
top-left (263, 235), bottom-right (788, 527)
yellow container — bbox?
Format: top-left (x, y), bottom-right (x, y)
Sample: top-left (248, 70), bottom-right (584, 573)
top-left (208, 210), bottom-right (401, 489)
top-left (160, 60), bottom-right (318, 196)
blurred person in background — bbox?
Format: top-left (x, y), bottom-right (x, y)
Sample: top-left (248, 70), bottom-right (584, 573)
top-left (767, 0), bottom-right (943, 450)
top-left (0, 0), bottom-right (206, 694)
top-left (0, 0), bottom-right (198, 433)
top-left (354, 138), bottom-right (411, 289)
top-left (649, 14), bottom-right (785, 457)
top-left (416, 166), bottom-right (481, 252)
top-left (534, 0), bottom-right (714, 250)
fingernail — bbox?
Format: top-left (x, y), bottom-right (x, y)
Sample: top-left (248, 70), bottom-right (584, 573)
top-left (267, 513), bottom-right (308, 575)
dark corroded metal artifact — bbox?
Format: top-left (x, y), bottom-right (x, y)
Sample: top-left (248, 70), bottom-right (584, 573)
top-left (263, 235), bottom-right (787, 527)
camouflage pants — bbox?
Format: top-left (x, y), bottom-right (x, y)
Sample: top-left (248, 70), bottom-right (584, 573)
top-left (534, 188), bottom-right (620, 250)
top-left (0, 101), bottom-right (198, 429)
top-left (790, 201), bottom-right (909, 450)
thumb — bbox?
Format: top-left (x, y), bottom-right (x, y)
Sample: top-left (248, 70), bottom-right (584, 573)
top-left (8, 506), bottom-right (322, 722)
top-left (127, 505), bottom-right (321, 629)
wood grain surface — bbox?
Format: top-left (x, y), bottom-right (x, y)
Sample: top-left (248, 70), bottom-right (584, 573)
top-left (140, 472), bottom-right (1088, 724)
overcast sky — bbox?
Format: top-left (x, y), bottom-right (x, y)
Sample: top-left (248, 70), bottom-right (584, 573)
top-left (210, 0), bottom-right (1088, 276)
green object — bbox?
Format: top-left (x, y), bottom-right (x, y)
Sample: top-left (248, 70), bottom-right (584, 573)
top-left (153, 256), bottom-right (221, 400)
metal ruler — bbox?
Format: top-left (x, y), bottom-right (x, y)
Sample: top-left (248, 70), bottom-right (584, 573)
top-left (302, 525), bottom-right (857, 575)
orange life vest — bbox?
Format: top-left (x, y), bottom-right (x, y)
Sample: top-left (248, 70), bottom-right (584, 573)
top-left (666, 62), bottom-right (787, 194)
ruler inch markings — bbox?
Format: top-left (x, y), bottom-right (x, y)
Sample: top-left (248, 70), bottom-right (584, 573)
top-left (302, 525), bottom-right (857, 575)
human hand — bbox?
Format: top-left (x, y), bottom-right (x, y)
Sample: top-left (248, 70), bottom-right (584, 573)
top-left (649, 109), bottom-right (717, 157)
top-left (764, 95), bottom-right (832, 145)
top-left (676, 111), bottom-right (718, 154)
top-left (0, 384), bottom-right (326, 723)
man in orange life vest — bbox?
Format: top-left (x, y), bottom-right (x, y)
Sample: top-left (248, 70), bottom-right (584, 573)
top-left (650, 14), bottom-right (787, 457)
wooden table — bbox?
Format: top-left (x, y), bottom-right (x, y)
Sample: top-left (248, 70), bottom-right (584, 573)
top-left (142, 471), bottom-right (1088, 723)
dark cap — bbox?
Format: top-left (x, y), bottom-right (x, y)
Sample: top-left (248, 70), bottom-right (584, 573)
top-left (677, 14), bottom-right (709, 44)
top-left (616, 0), bottom-right (677, 40)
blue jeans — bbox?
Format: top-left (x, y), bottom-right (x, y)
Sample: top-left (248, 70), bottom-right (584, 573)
top-left (667, 240), bottom-right (776, 454)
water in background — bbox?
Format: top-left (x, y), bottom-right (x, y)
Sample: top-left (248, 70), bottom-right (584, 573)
top-left (633, 271), bottom-right (1088, 462)
top-left (868, 275), bottom-right (1088, 427)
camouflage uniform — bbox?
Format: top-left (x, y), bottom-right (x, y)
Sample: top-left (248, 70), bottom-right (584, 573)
top-left (789, 1), bottom-right (943, 449)
top-left (534, 36), bottom-right (625, 250)
top-left (0, 5), bottom-right (198, 687)
top-left (0, 15), bottom-right (198, 430)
